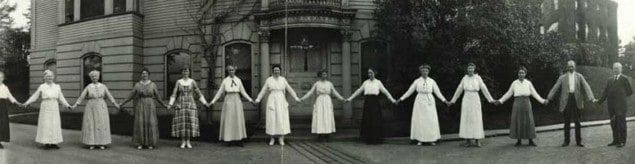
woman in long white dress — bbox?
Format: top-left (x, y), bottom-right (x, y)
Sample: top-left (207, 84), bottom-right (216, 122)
top-left (347, 68), bottom-right (397, 144)
top-left (255, 66), bottom-right (301, 146)
top-left (449, 63), bottom-right (495, 147)
top-left (208, 65), bottom-right (254, 147)
top-left (397, 65), bottom-right (448, 146)
top-left (22, 70), bottom-right (72, 150)
top-left (300, 70), bottom-right (346, 142)
top-left (71, 70), bottom-right (120, 150)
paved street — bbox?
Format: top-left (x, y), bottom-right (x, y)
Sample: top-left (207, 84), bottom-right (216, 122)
top-left (1, 121), bottom-right (634, 164)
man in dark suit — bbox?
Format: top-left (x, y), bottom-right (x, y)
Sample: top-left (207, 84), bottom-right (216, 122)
top-left (547, 60), bottom-right (596, 147)
top-left (595, 62), bottom-right (632, 148)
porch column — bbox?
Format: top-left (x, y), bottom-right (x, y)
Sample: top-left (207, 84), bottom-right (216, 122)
top-left (341, 30), bottom-right (353, 120)
top-left (259, 30), bottom-right (271, 120)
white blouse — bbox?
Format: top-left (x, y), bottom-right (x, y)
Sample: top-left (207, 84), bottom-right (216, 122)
top-left (255, 76), bottom-right (300, 102)
top-left (498, 79), bottom-right (546, 103)
top-left (349, 79), bottom-right (395, 101)
top-left (0, 84), bottom-right (18, 103)
top-left (399, 77), bottom-right (447, 102)
top-left (450, 74), bottom-right (494, 103)
top-left (24, 83), bottom-right (71, 107)
top-left (300, 80), bottom-right (345, 101)
top-left (210, 76), bottom-right (253, 104)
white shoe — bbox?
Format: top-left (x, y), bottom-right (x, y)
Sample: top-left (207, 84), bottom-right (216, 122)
top-left (180, 143), bottom-right (186, 149)
top-left (186, 143), bottom-right (192, 149)
top-left (269, 138), bottom-right (275, 146)
top-left (417, 142), bottom-right (422, 146)
top-left (279, 138), bottom-right (285, 146)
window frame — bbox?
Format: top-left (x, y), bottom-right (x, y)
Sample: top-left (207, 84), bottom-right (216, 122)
top-left (80, 53), bottom-right (103, 89)
top-left (164, 49), bottom-right (194, 98)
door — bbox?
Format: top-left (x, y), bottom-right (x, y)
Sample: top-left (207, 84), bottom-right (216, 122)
top-left (284, 35), bottom-right (330, 119)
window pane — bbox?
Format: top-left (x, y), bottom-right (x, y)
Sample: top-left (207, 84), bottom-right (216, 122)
top-left (225, 43), bottom-right (252, 95)
top-left (82, 55), bottom-right (102, 88)
top-left (81, 0), bottom-right (105, 19)
top-left (113, 0), bottom-right (126, 13)
top-left (166, 51), bottom-right (191, 97)
top-left (45, 61), bottom-right (57, 75)
top-left (361, 41), bottom-right (388, 81)
top-left (65, 0), bottom-right (74, 22)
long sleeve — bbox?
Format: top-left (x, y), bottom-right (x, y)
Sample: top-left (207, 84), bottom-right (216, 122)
top-left (120, 85), bottom-right (138, 106)
top-left (378, 82), bottom-right (396, 102)
top-left (579, 75), bottom-right (595, 100)
top-left (498, 83), bottom-right (514, 104)
top-left (331, 84), bottom-right (345, 101)
top-left (3, 86), bottom-right (18, 104)
top-left (103, 85), bottom-right (118, 105)
top-left (479, 78), bottom-right (495, 102)
top-left (74, 87), bottom-right (89, 105)
top-left (210, 81), bottom-right (226, 104)
top-left (547, 76), bottom-right (563, 101)
top-left (255, 81), bottom-right (269, 102)
top-left (58, 88), bottom-right (71, 107)
top-left (169, 82), bottom-right (180, 106)
top-left (348, 82), bottom-right (365, 100)
top-left (399, 80), bottom-right (417, 101)
top-left (450, 78), bottom-right (465, 103)
top-left (529, 82), bottom-right (546, 103)
top-left (300, 83), bottom-right (317, 101)
top-left (152, 85), bottom-right (167, 108)
top-left (23, 86), bottom-right (42, 105)
top-left (598, 79), bottom-right (609, 103)
top-left (238, 80), bottom-right (253, 102)
top-left (432, 81), bottom-right (447, 102)
top-left (625, 78), bottom-right (633, 97)
top-left (192, 81), bottom-right (207, 104)
top-left (285, 80), bottom-right (300, 101)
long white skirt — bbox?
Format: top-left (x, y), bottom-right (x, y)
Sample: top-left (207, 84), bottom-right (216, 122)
top-left (459, 92), bottom-right (485, 139)
top-left (410, 93), bottom-right (441, 142)
top-left (312, 94), bottom-right (336, 134)
top-left (219, 93), bottom-right (247, 141)
top-left (35, 99), bottom-right (63, 144)
top-left (265, 91), bottom-right (291, 135)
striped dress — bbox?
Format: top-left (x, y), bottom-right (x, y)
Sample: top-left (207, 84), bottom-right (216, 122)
top-left (171, 79), bottom-right (200, 138)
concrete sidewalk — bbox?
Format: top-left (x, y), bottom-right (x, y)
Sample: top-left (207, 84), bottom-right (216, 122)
top-left (1, 118), bottom-right (634, 164)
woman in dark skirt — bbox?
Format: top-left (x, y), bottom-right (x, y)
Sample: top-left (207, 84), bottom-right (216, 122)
top-left (0, 72), bottom-right (21, 149)
top-left (120, 68), bottom-right (167, 149)
top-left (496, 67), bottom-right (547, 146)
top-left (346, 68), bottom-right (397, 144)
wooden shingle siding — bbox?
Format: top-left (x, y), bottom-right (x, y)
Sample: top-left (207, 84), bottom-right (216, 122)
top-left (33, 0), bottom-right (59, 50)
top-left (143, 0), bottom-right (200, 36)
top-left (58, 14), bottom-right (142, 44)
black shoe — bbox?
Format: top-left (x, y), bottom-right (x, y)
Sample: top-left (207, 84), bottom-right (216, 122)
top-left (561, 142), bottom-right (569, 147)
top-left (515, 140), bottom-right (522, 147)
top-left (617, 143), bottom-right (625, 148)
top-left (51, 144), bottom-right (60, 149)
top-left (42, 144), bottom-right (52, 150)
top-left (528, 141), bottom-right (537, 147)
top-left (607, 142), bottom-right (618, 146)
top-left (0, 143), bottom-right (4, 149)
top-left (237, 142), bottom-right (244, 147)
top-left (576, 143), bottom-right (584, 147)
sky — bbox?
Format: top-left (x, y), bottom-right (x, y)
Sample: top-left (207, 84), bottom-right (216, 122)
top-left (4, 0), bottom-right (635, 45)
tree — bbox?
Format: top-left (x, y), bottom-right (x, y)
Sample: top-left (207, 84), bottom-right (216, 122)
top-left (621, 38), bottom-right (635, 75)
top-left (0, 0), bottom-right (16, 29)
top-left (375, 0), bottom-right (568, 96)
top-left (177, 0), bottom-right (255, 126)
top-left (0, 0), bottom-right (29, 100)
